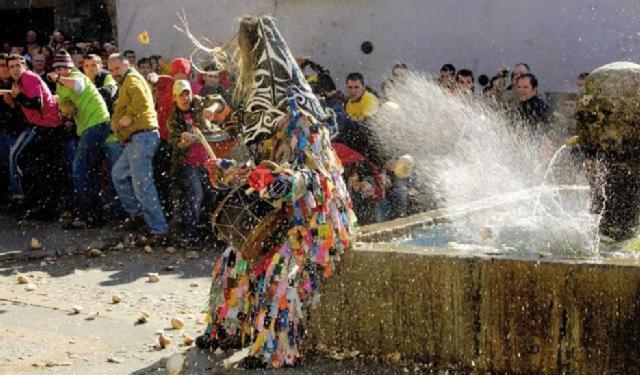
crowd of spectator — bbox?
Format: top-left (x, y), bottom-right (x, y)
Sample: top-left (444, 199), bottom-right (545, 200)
top-left (0, 29), bottom-right (591, 246)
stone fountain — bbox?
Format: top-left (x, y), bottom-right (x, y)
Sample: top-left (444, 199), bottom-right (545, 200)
top-left (306, 64), bottom-right (640, 373)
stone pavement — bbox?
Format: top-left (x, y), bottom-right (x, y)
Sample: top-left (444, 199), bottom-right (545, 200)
top-left (0, 213), bottom-right (216, 374)
top-left (0, 213), bottom-right (121, 263)
top-left (0, 212), bottom-right (421, 374)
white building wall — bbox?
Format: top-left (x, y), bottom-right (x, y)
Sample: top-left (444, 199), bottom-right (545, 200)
top-left (116, 0), bottom-right (640, 91)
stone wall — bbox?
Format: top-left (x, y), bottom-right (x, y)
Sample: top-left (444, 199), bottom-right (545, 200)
top-left (307, 247), bottom-right (640, 373)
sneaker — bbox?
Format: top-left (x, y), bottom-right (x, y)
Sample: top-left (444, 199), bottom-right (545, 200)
top-left (62, 216), bottom-right (104, 230)
top-left (141, 232), bottom-right (172, 247)
top-left (7, 199), bottom-right (26, 215)
top-left (9, 193), bottom-right (25, 201)
top-left (177, 236), bottom-right (201, 249)
top-left (117, 215), bottom-right (145, 231)
top-left (22, 207), bottom-right (57, 222)
top-left (62, 218), bottom-right (87, 230)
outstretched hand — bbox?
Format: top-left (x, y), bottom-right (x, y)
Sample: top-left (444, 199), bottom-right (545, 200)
top-left (203, 102), bottom-right (222, 120)
top-left (268, 174), bottom-right (292, 199)
top-left (2, 92), bottom-right (14, 107)
top-left (178, 132), bottom-right (195, 149)
top-left (11, 83), bottom-right (20, 98)
top-left (47, 72), bottom-right (59, 83)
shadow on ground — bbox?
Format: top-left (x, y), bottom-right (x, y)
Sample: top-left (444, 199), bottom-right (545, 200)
top-left (0, 211), bottom-right (222, 285)
top-left (2, 246), bottom-right (219, 284)
top-left (131, 346), bottom-right (421, 374)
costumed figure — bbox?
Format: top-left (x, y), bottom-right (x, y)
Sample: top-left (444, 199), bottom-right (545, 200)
top-left (184, 16), bottom-right (357, 368)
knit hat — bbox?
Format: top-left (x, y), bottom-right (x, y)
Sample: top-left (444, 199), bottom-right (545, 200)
top-left (173, 79), bottom-right (192, 97)
top-left (52, 50), bottom-right (74, 69)
top-left (171, 57), bottom-right (191, 76)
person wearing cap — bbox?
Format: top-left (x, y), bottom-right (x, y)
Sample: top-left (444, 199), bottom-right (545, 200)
top-left (48, 50), bottom-right (112, 228)
top-left (107, 53), bottom-right (169, 241)
top-left (153, 57), bottom-right (202, 141)
top-left (167, 79), bottom-right (230, 245)
top-left (150, 57), bottom-right (203, 218)
top-left (6, 53), bottom-right (70, 220)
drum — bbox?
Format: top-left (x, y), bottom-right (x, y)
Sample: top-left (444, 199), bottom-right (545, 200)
top-left (201, 126), bottom-right (240, 159)
top-left (212, 186), bottom-right (288, 262)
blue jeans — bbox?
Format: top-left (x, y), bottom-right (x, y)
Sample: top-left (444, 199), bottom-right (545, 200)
top-left (105, 140), bottom-right (124, 167)
top-left (103, 140), bottom-right (126, 219)
top-left (0, 132), bottom-right (15, 161)
top-left (0, 132), bottom-right (15, 188)
top-left (8, 128), bottom-right (36, 200)
top-left (66, 135), bottom-right (78, 169)
top-left (175, 165), bottom-right (205, 237)
top-left (73, 122), bottom-right (111, 219)
top-left (111, 130), bottom-right (168, 234)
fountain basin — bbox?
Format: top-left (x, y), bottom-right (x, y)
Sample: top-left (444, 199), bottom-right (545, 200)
top-left (308, 188), bottom-right (639, 373)
top-left (307, 242), bottom-right (640, 373)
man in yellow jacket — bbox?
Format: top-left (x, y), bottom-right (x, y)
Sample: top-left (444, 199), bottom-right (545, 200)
top-left (344, 72), bottom-right (379, 121)
top-left (107, 53), bottom-right (169, 240)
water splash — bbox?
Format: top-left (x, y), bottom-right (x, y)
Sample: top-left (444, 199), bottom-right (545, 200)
top-left (372, 72), bottom-right (598, 256)
top-left (543, 144), bottom-right (568, 183)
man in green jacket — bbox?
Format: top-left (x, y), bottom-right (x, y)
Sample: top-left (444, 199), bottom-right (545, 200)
top-left (84, 53), bottom-right (124, 219)
top-left (108, 53), bottom-right (169, 239)
top-left (48, 50), bottom-right (112, 228)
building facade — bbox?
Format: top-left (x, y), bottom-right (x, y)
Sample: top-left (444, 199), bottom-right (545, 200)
top-left (0, 0), bottom-right (115, 47)
top-left (115, 0), bottom-right (640, 92)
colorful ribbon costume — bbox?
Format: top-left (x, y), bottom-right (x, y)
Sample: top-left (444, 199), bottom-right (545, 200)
top-left (196, 16), bottom-right (357, 368)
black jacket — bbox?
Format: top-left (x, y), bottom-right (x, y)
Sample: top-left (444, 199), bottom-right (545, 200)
top-left (94, 70), bottom-right (118, 114)
top-left (518, 95), bottom-right (551, 133)
top-left (0, 79), bottom-right (26, 137)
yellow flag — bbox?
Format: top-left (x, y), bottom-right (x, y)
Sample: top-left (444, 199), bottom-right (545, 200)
top-left (137, 30), bottom-right (150, 44)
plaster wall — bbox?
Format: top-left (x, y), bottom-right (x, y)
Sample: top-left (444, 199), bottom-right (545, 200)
top-left (116, 0), bottom-right (640, 92)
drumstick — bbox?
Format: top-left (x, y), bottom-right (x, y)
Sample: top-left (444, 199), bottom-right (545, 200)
top-left (193, 127), bottom-right (218, 160)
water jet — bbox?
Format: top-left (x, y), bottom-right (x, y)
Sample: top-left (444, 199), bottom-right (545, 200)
top-left (308, 69), bottom-right (640, 373)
